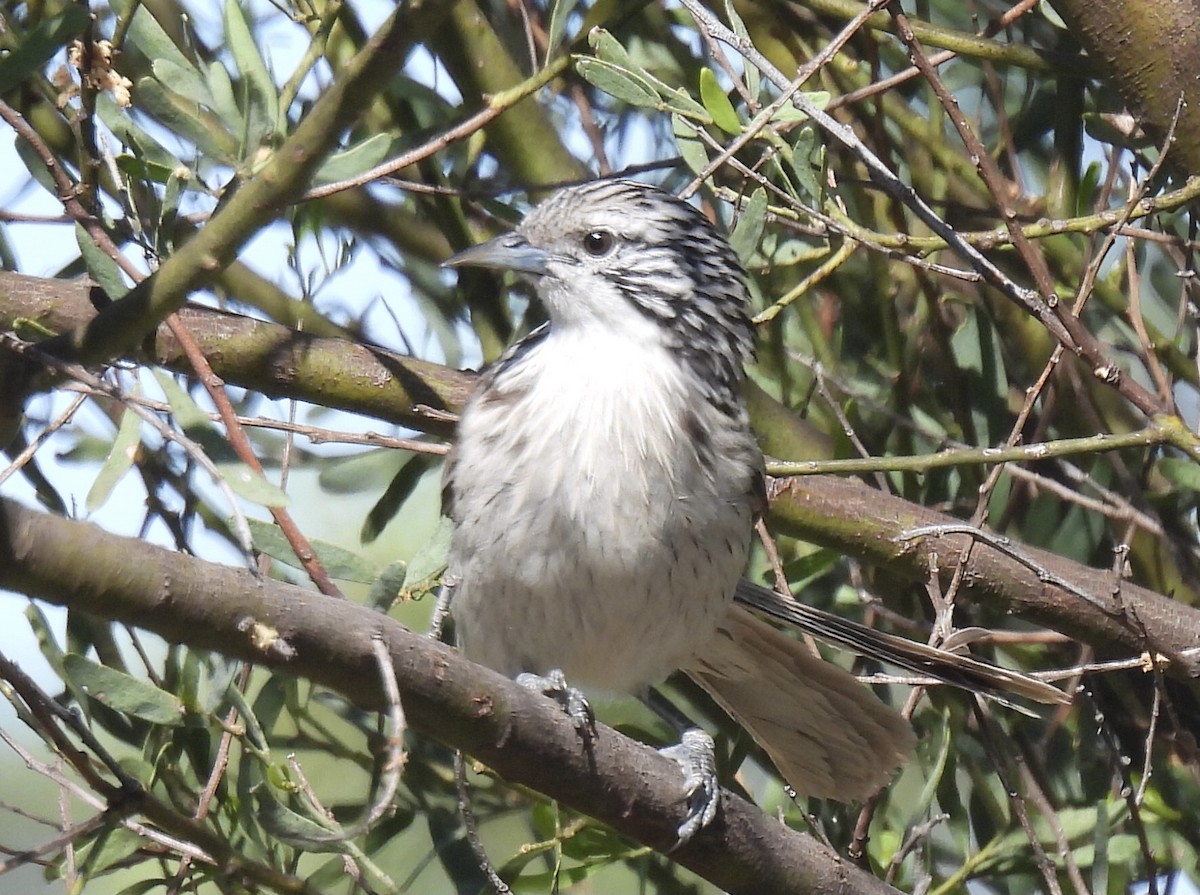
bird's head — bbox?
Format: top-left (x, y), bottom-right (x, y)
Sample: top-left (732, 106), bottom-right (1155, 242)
top-left (444, 180), bottom-right (754, 393)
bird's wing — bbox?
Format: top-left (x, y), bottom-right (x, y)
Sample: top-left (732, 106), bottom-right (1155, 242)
top-left (733, 579), bottom-right (1068, 709)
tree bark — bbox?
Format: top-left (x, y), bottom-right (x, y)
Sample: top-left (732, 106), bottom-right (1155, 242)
top-left (0, 494), bottom-right (901, 895)
top-left (1051, 0), bottom-right (1200, 174)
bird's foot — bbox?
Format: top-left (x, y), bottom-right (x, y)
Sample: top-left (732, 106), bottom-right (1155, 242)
top-left (659, 728), bottom-right (720, 847)
top-left (517, 668), bottom-right (595, 733)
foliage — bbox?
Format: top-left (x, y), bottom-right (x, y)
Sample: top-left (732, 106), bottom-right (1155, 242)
top-left (0, 0), bottom-right (1198, 893)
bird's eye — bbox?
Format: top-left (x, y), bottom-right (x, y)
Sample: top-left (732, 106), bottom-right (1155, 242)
top-left (582, 230), bottom-right (615, 257)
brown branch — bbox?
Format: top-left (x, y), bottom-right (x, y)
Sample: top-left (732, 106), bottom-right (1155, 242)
top-left (6, 271), bottom-right (1200, 676)
top-left (0, 271), bottom-right (470, 436)
top-left (767, 474), bottom-right (1200, 678)
top-left (0, 495), bottom-right (902, 895)
top-left (1050, 0), bottom-right (1200, 175)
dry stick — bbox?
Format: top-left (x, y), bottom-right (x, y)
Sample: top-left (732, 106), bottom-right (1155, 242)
top-left (1124, 186), bottom-right (1176, 408)
top-left (0, 96), bottom-right (341, 596)
top-left (0, 649), bottom-right (316, 894)
top-left (1014, 746), bottom-right (1092, 895)
top-left (1089, 689), bottom-right (1160, 895)
top-left (61, 385), bottom-right (449, 453)
top-left (0, 392), bottom-right (87, 488)
top-left (776, 350), bottom-right (1175, 541)
top-left (972, 699), bottom-right (1067, 895)
top-left (0, 731), bottom-right (211, 868)
top-left (769, 426), bottom-right (1169, 477)
top-left (454, 750), bottom-right (512, 895)
top-left (297, 636), bottom-right (408, 844)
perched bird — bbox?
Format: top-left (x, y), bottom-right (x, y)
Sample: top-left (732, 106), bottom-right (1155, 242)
top-left (441, 179), bottom-right (1064, 837)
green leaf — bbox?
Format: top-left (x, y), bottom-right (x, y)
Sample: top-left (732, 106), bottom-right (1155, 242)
top-left (76, 222), bottom-right (131, 301)
top-left (588, 27), bottom-right (636, 69)
top-left (151, 58), bottom-right (217, 111)
top-left (724, 0), bottom-right (758, 97)
top-left (85, 406), bottom-right (142, 512)
top-left (152, 370), bottom-right (210, 430)
top-left (256, 788), bottom-right (345, 850)
top-left (313, 133), bottom-right (393, 186)
top-left (97, 94), bottom-right (190, 177)
top-left (575, 58), bottom-right (659, 108)
top-left (401, 517), bottom-right (452, 598)
top-left (25, 603), bottom-right (89, 714)
top-left (319, 447), bottom-right (408, 493)
top-left (672, 114), bottom-right (709, 174)
top-left (729, 187), bottom-right (767, 263)
top-left (368, 560), bottom-right (408, 611)
top-left (700, 68), bottom-right (740, 134)
top-left (218, 463), bottom-right (290, 507)
top-left (773, 91), bottom-right (831, 124)
top-left (136, 77), bottom-right (238, 162)
top-left (62, 654), bottom-right (186, 726)
top-left (661, 87), bottom-right (711, 121)
top-left (206, 59), bottom-right (243, 124)
top-left (1159, 457), bottom-right (1200, 492)
top-left (546, 0), bottom-right (577, 55)
top-left (116, 0), bottom-right (204, 84)
top-left (77, 827), bottom-right (145, 878)
top-left (0, 6), bottom-right (90, 93)
top-left (225, 0), bottom-right (281, 140)
top-left (244, 517), bottom-right (378, 582)
top-left (14, 136), bottom-right (60, 196)
top-left (789, 125), bottom-right (822, 201)
top-left (361, 454), bottom-right (439, 543)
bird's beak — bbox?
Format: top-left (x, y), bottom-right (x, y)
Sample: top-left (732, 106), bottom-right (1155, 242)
top-left (441, 232), bottom-right (550, 276)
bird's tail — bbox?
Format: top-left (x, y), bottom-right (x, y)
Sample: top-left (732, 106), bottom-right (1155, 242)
top-left (685, 606), bottom-right (914, 801)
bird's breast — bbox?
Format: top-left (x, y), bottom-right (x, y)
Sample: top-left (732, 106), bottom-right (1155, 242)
top-left (447, 330), bottom-right (758, 691)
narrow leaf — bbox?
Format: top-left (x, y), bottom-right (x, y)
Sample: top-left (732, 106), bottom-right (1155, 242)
top-left (219, 463), bottom-right (290, 507)
top-left (85, 406), bottom-right (142, 512)
top-left (772, 91), bottom-right (831, 124)
top-left (673, 114), bottom-right (709, 174)
top-left (116, 0), bottom-right (204, 83)
top-left (244, 518), bottom-right (378, 582)
top-left (225, 0), bottom-right (281, 140)
top-left (700, 68), bottom-right (740, 134)
top-left (729, 187), bottom-right (767, 263)
top-left (576, 58), bottom-right (659, 108)
top-left (0, 6), bottom-right (90, 93)
top-left (789, 126), bottom-right (822, 201)
top-left (152, 370), bottom-right (210, 430)
top-left (62, 654), bottom-right (186, 726)
top-left (75, 223), bottom-right (131, 301)
top-left (546, 0), bottom-right (577, 55)
top-left (151, 58), bottom-right (217, 111)
top-left (588, 27), bottom-right (636, 69)
top-left (313, 133), bottom-right (394, 186)
top-left (1159, 457), bottom-right (1200, 492)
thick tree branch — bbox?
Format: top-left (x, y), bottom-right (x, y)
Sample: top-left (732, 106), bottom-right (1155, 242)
top-left (5, 271), bottom-right (1200, 682)
top-left (1050, 0), bottom-right (1200, 175)
top-left (0, 495), bottom-right (899, 895)
top-left (0, 271), bottom-right (469, 437)
top-left (768, 475), bottom-right (1200, 678)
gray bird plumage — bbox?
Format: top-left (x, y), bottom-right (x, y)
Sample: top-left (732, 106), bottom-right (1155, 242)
top-left (440, 179), bottom-right (1064, 824)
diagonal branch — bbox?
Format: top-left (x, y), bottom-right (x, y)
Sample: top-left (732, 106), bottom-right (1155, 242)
top-left (0, 494), bottom-right (900, 895)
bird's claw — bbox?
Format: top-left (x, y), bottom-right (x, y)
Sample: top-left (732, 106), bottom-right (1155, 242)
top-left (659, 727), bottom-right (720, 847)
top-left (517, 669), bottom-right (595, 733)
